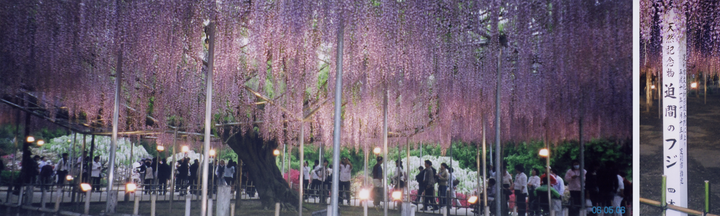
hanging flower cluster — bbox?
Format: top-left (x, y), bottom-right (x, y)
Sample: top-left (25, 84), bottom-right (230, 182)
top-left (0, 0), bottom-right (631, 150)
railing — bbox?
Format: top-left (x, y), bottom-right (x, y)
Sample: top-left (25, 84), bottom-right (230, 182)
top-left (640, 175), bottom-right (716, 216)
top-left (3, 178), bottom-right (621, 216)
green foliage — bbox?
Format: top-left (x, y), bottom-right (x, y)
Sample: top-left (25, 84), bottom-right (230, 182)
top-left (0, 171), bottom-right (20, 185)
top-left (0, 124), bottom-right (68, 156)
top-left (502, 139), bottom-right (632, 181)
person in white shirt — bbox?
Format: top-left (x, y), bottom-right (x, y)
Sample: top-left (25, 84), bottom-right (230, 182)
top-left (302, 161), bottom-right (311, 199)
top-left (513, 165), bottom-right (528, 216)
top-left (310, 160), bottom-right (321, 198)
top-left (38, 157), bottom-right (48, 169)
top-left (55, 153), bottom-right (71, 185)
top-left (612, 174), bottom-right (625, 216)
top-left (313, 160), bottom-right (329, 202)
top-left (527, 168), bottom-right (541, 216)
top-left (339, 157), bottom-right (353, 205)
top-left (91, 156), bottom-right (102, 192)
top-left (223, 160), bottom-right (235, 185)
top-left (551, 168), bottom-right (564, 215)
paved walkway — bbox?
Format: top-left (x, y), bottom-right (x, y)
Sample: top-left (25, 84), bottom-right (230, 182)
top-left (0, 186), bottom-right (480, 215)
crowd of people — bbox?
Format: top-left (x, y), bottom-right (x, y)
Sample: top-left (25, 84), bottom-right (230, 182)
top-left (469, 160), bottom-right (631, 216)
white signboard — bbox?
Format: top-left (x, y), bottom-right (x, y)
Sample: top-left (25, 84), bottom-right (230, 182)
top-left (662, 9), bottom-right (687, 215)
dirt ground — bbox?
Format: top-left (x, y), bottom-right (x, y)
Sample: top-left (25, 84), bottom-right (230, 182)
top-left (640, 91), bottom-right (720, 214)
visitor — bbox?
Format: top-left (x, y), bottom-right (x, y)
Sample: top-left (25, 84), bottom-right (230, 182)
top-left (189, 159), bottom-right (199, 194)
top-left (472, 178), bottom-right (497, 215)
top-left (372, 156), bottom-right (384, 208)
top-left (415, 166), bottom-right (425, 204)
top-left (449, 168), bottom-right (462, 207)
top-left (551, 168), bottom-right (564, 216)
top-left (393, 160), bottom-right (406, 209)
top-left (488, 164), bottom-right (496, 179)
top-left (39, 157), bottom-right (54, 188)
top-left (437, 163), bottom-right (449, 209)
top-left (534, 177), bottom-right (561, 215)
top-left (420, 160), bottom-right (438, 211)
top-left (597, 161), bottom-right (619, 207)
top-left (302, 161), bottom-right (311, 199)
top-left (33, 155), bottom-right (41, 184)
top-left (55, 153), bottom-right (71, 185)
top-left (393, 160), bottom-right (406, 189)
top-left (586, 163), bottom-right (601, 208)
top-left (158, 158), bottom-right (171, 195)
top-left (144, 159), bottom-right (154, 194)
top-left (501, 166), bottom-right (513, 204)
top-left (91, 156), bottom-right (102, 192)
top-left (565, 160), bottom-right (587, 216)
top-left (177, 158), bottom-right (189, 195)
top-left (324, 163), bottom-right (332, 203)
top-left (612, 170), bottom-right (625, 216)
top-left (223, 160), bottom-right (236, 186)
top-left (317, 160), bottom-right (329, 203)
top-left (514, 164), bottom-right (528, 216)
top-left (339, 157), bottom-right (352, 205)
top-left (310, 160), bottom-right (321, 198)
top-left (527, 168), bottom-right (541, 216)
top-left (620, 171), bottom-right (631, 216)
top-left (216, 160), bottom-right (226, 186)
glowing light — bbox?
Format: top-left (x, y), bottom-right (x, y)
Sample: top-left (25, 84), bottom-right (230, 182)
top-left (181, 146), bottom-right (189, 152)
top-left (273, 149), bottom-right (281, 156)
top-left (67, 139), bottom-right (72, 143)
top-left (80, 183), bottom-right (92, 192)
top-left (126, 183), bottom-right (137, 192)
top-left (359, 188), bottom-right (370, 200)
top-left (392, 191), bottom-right (402, 201)
top-left (209, 149), bottom-right (216, 156)
top-left (468, 196), bottom-right (478, 204)
top-left (157, 145), bottom-right (164, 151)
top-left (37, 140), bottom-right (45, 146)
top-left (691, 82), bottom-right (698, 89)
top-left (26, 136), bottom-right (35, 143)
top-left (66, 175), bottom-right (74, 181)
top-left (373, 147), bottom-right (381, 155)
top-left (539, 148), bottom-right (549, 157)
top-left (651, 85), bottom-right (656, 89)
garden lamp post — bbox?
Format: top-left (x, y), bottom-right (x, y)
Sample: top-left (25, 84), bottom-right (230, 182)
top-left (359, 188), bottom-right (370, 216)
top-left (539, 148), bottom-right (552, 216)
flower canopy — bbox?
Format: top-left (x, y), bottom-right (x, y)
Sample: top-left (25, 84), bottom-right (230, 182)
top-left (0, 0), bottom-right (631, 149)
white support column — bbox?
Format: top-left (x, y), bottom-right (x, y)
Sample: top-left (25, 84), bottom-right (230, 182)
top-left (662, 8), bottom-right (687, 215)
top-left (330, 16), bottom-right (345, 216)
top-left (201, 21), bottom-right (216, 216)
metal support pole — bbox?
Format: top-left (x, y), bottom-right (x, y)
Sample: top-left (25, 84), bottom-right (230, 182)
top-left (106, 42), bottom-right (123, 214)
top-left (201, 21), bottom-right (216, 216)
top-left (299, 124), bottom-right (304, 216)
top-left (134, 191), bottom-right (140, 215)
top-left (151, 194), bottom-right (157, 216)
top-left (580, 117), bottom-right (585, 215)
top-left (85, 190), bottom-right (91, 215)
top-left (547, 149), bottom-right (552, 216)
top-left (7, 107), bottom-right (19, 204)
top-left (170, 130), bottom-right (178, 211)
top-left (383, 88), bottom-right (389, 216)
top-left (482, 116), bottom-right (487, 208)
top-left (494, 48), bottom-right (503, 216)
top-left (185, 193), bottom-right (192, 216)
top-left (448, 142), bottom-right (453, 215)
top-left (330, 16), bottom-right (345, 216)
top-left (406, 138), bottom-right (410, 203)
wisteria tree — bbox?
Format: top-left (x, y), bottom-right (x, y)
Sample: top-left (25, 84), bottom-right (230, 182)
top-left (1, 0), bottom-right (631, 209)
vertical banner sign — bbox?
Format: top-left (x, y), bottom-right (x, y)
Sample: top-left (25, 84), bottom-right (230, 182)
top-left (662, 9), bottom-right (687, 215)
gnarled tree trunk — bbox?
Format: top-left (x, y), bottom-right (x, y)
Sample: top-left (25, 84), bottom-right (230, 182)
top-left (223, 129), bottom-right (299, 210)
